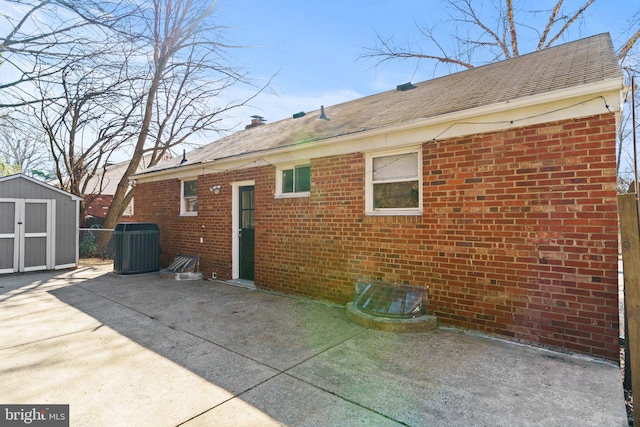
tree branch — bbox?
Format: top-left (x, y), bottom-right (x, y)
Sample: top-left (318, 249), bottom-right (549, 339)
top-left (537, 0), bottom-right (563, 50)
top-left (361, 32), bottom-right (474, 70)
top-left (505, 0), bottom-right (519, 56)
top-left (617, 27), bottom-right (640, 62)
top-left (543, 0), bottom-right (595, 49)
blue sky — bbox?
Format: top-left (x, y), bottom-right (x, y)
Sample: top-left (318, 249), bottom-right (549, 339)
top-left (210, 0), bottom-right (638, 134)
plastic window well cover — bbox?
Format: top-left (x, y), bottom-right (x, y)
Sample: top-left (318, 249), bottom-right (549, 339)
top-left (353, 281), bottom-right (427, 318)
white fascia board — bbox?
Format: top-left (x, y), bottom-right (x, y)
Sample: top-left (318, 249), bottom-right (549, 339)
top-left (135, 166), bottom-right (207, 183)
top-left (137, 78), bottom-right (623, 183)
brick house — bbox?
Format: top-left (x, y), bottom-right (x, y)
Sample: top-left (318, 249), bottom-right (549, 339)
top-left (133, 34), bottom-right (624, 360)
top-left (82, 155), bottom-right (166, 227)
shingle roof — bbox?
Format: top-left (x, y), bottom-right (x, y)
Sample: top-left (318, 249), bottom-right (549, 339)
top-left (144, 33), bottom-right (621, 174)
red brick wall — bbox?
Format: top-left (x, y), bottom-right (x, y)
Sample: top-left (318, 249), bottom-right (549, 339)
top-left (419, 114), bottom-right (619, 360)
top-left (135, 113), bottom-right (619, 360)
top-left (82, 195), bottom-right (135, 227)
top-left (83, 195), bottom-right (112, 218)
top-left (134, 167), bottom-right (271, 275)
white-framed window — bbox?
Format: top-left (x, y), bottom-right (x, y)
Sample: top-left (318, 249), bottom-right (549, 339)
top-left (365, 148), bottom-right (422, 215)
top-left (275, 163), bottom-right (310, 198)
top-left (122, 197), bottom-right (134, 216)
top-left (180, 178), bottom-right (198, 216)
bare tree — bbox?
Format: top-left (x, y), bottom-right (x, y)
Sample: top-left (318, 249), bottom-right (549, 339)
top-left (0, 0), bottom-right (143, 193)
top-left (2, 0), bottom-right (264, 228)
top-left (617, 30), bottom-right (640, 65)
top-left (102, 0), bottom-right (264, 228)
top-left (30, 52), bottom-right (142, 218)
top-left (616, 9), bottom-right (640, 192)
top-left (617, 87), bottom-right (636, 193)
top-left (0, 0), bottom-right (136, 107)
top-left (0, 113), bottom-right (54, 178)
top-left (362, 0), bottom-right (621, 72)
top-left (363, 0), bottom-right (640, 192)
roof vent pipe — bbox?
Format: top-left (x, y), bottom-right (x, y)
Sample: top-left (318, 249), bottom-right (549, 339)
top-left (180, 149), bottom-right (187, 165)
top-left (319, 105), bottom-right (330, 121)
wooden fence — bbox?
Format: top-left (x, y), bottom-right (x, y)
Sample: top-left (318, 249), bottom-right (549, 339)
top-left (619, 193), bottom-right (640, 423)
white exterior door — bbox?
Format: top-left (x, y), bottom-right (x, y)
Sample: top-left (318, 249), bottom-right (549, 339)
top-left (0, 199), bottom-right (54, 273)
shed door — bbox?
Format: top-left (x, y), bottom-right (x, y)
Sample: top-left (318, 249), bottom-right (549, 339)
top-left (0, 200), bottom-right (17, 274)
top-left (22, 200), bottom-right (52, 271)
top-left (0, 199), bottom-right (53, 273)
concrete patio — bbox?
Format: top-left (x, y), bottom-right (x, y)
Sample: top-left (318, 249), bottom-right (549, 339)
top-left (0, 265), bottom-right (628, 426)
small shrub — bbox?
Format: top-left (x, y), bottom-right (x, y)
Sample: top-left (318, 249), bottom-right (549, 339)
top-left (79, 236), bottom-right (98, 258)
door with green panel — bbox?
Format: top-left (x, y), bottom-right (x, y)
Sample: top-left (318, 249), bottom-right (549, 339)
top-left (238, 186), bottom-right (255, 281)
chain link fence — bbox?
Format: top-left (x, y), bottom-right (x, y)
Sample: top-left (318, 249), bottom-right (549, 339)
top-left (79, 228), bottom-right (115, 259)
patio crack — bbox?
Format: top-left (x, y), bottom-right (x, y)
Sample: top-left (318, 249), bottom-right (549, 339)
top-left (179, 327), bottom-right (410, 427)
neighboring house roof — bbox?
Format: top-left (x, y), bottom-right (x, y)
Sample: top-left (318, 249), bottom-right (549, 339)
top-left (84, 154), bottom-right (165, 196)
top-left (139, 33), bottom-right (622, 178)
top-left (0, 173), bottom-right (83, 200)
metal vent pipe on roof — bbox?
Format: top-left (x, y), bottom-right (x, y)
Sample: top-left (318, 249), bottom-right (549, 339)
top-left (319, 105), bottom-right (330, 121)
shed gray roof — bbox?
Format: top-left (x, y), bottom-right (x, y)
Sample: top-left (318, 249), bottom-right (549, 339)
top-left (0, 173), bottom-right (83, 200)
top-left (144, 33), bottom-right (621, 174)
